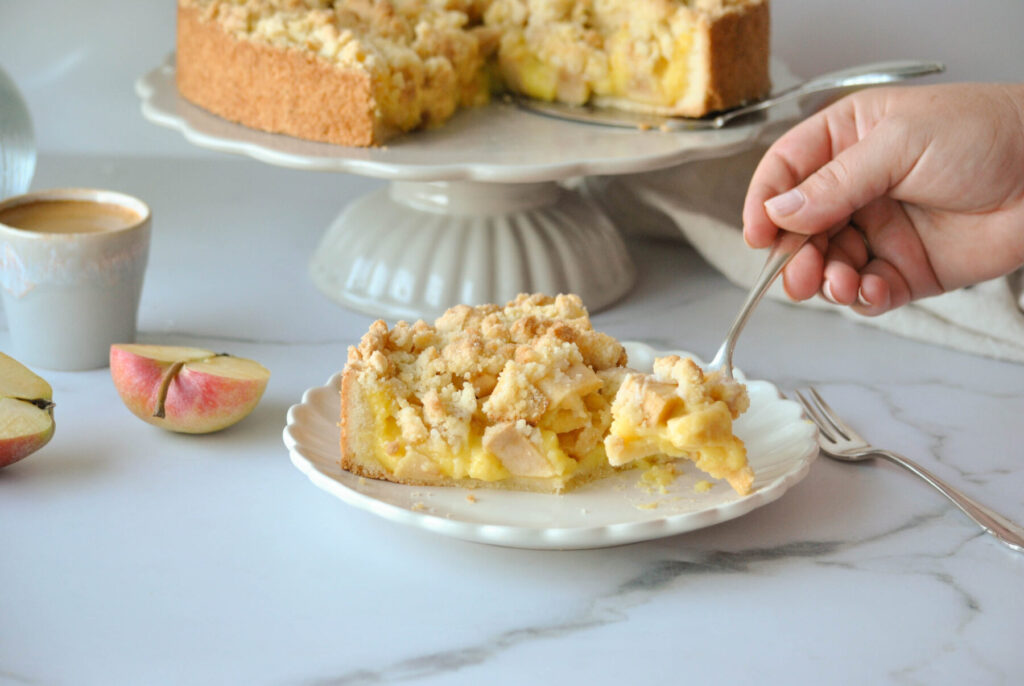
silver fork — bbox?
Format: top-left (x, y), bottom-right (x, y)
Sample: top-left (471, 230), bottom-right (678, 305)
top-left (795, 387), bottom-right (1024, 553)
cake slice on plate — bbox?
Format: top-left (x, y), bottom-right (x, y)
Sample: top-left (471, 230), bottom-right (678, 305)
top-left (340, 293), bottom-right (755, 495)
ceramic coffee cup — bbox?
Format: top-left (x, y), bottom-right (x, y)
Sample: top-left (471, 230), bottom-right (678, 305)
top-left (0, 188), bottom-right (151, 370)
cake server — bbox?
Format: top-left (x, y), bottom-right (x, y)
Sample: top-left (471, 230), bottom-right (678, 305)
top-left (517, 59), bottom-right (944, 131)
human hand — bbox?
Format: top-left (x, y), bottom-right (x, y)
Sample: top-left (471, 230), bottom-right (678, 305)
top-left (743, 83), bottom-right (1024, 315)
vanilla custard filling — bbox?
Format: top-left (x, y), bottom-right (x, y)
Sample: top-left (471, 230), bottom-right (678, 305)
top-left (366, 389), bottom-right (602, 482)
top-left (607, 401), bottom-right (747, 479)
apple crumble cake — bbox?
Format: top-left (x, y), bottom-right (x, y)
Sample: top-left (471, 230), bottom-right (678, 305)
top-left (340, 293), bottom-right (754, 494)
top-left (176, 0), bottom-right (770, 146)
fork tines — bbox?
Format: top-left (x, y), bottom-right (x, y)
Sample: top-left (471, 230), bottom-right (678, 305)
top-left (795, 387), bottom-right (853, 442)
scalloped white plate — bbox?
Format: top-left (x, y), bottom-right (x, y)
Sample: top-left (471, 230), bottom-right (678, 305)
top-left (283, 342), bottom-right (818, 549)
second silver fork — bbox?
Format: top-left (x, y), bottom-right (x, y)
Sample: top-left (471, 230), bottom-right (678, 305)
top-left (795, 387), bottom-right (1024, 553)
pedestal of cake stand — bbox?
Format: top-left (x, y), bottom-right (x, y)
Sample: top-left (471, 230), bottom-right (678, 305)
top-left (309, 179), bottom-right (636, 321)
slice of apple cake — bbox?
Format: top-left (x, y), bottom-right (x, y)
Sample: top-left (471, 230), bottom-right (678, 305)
top-left (340, 294), bottom-right (755, 494)
top-left (176, 0), bottom-right (770, 146)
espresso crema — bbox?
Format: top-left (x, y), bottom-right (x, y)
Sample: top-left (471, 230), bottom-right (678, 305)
top-left (0, 199), bottom-right (142, 234)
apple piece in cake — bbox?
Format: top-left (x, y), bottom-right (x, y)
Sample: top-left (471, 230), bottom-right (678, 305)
top-left (340, 294), bottom-right (631, 493)
top-left (604, 354), bottom-right (753, 494)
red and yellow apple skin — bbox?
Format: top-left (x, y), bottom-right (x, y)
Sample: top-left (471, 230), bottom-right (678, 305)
top-left (109, 344), bottom-right (270, 434)
top-left (0, 398), bottom-right (55, 468)
top-left (0, 352), bottom-right (55, 468)
top-left (0, 434), bottom-right (51, 468)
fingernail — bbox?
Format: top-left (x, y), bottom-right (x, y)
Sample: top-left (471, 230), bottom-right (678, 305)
top-left (764, 188), bottom-right (805, 217)
top-left (822, 280), bottom-right (838, 304)
top-left (858, 287), bottom-right (871, 307)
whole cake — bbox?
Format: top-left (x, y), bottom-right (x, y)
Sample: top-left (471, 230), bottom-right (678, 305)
top-left (176, 0), bottom-right (770, 146)
top-left (340, 293), bottom-right (754, 494)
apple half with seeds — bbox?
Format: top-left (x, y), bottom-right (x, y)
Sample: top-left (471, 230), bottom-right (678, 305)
top-left (0, 352), bottom-right (55, 468)
top-left (110, 344), bottom-right (270, 434)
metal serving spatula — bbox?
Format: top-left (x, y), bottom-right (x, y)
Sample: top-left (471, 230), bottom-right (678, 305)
top-left (516, 60), bottom-right (944, 131)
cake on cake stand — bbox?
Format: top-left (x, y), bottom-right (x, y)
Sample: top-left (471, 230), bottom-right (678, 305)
top-left (136, 56), bottom-right (800, 321)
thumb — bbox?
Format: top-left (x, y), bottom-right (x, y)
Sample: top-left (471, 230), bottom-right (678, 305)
top-left (763, 123), bottom-right (904, 235)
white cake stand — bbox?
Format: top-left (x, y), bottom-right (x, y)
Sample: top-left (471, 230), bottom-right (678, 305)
top-left (136, 56), bottom-right (800, 320)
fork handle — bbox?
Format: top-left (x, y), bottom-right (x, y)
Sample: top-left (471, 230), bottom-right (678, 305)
top-left (876, 449), bottom-right (1024, 552)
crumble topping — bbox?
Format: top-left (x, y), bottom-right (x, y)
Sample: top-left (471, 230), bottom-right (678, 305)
top-left (343, 294), bottom-right (754, 493)
top-left (346, 293), bottom-right (627, 477)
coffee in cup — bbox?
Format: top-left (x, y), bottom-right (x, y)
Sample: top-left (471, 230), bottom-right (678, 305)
top-left (0, 188), bottom-right (151, 371)
top-left (0, 199), bottom-right (143, 234)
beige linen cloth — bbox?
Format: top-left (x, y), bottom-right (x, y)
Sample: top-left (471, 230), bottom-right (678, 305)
top-left (587, 146), bottom-right (1024, 363)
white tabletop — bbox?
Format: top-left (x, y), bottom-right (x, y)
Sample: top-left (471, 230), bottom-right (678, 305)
top-left (2, 3), bottom-right (1023, 685)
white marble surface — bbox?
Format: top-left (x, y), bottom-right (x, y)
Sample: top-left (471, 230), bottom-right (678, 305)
top-left (2, 2), bottom-right (1024, 685)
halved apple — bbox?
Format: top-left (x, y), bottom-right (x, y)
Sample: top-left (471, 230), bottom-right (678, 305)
top-left (0, 352), bottom-right (55, 468)
top-left (110, 344), bottom-right (270, 434)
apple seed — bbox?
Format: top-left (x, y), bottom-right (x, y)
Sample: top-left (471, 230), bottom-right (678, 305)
top-left (28, 398), bottom-right (55, 412)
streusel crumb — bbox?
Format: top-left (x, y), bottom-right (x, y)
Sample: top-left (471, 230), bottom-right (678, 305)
top-left (345, 293), bottom-right (627, 473)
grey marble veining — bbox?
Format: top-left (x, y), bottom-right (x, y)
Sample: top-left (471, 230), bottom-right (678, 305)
top-left (294, 521), bottom-right (1013, 686)
top-left (2, 156), bottom-right (1021, 686)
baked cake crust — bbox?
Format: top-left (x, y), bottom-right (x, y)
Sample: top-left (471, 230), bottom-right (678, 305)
top-left (176, 3), bottom-right (384, 146)
top-left (700, 0), bottom-right (771, 115)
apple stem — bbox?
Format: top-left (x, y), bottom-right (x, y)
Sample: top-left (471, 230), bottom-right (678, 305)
top-left (153, 361), bottom-right (185, 419)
